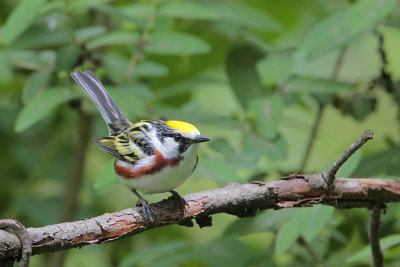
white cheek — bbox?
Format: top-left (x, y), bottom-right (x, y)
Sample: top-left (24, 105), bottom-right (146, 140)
top-left (158, 137), bottom-right (180, 159)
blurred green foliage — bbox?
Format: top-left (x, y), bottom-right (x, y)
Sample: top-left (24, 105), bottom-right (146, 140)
top-left (1, 0), bottom-right (400, 266)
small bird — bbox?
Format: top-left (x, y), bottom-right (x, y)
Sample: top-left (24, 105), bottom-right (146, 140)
top-left (71, 70), bottom-right (210, 222)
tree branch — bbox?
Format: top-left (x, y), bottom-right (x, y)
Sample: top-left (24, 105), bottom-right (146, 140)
top-left (1, 176), bottom-right (400, 260)
top-left (0, 220), bottom-right (31, 267)
top-left (370, 205), bottom-right (384, 267)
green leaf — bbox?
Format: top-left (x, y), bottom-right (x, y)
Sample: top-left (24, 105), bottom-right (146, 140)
top-left (112, 83), bottom-right (154, 101)
top-left (94, 160), bottom-right (119, 194)
top-left (155, 102), bottom-right (201, 123)
top-left (68, 0), bottom-right (112, 13)
top-left (106, 88), bottom-right (146, 118)
top-left (40, 2), bottom-right (63, 14)
top-left (154, 79), bottom-right (200, 100)
top-left (241, 133), bottom-right (287, 162)
top-left (224, 209), bottom-right (297, 236)
top-left (381, 245), bottom-right (400, 260)
top-left (355, 149), bottom-right (399, 176)
top-left (102, 53), bottom-right (129, 81)
top-left (198, 237), bottom-right (250, 267)
top-left (145, 32), bottom-right (211, 55)
top-left (119, 241), bottom-right (190, 267)
top-left (92, 4), bottom-right (140, 23)
top-left (284, 77), bottom-right (356, 94)
top-left (134, 61), bottom-right (169, 78)
top-left (22, 71), bottom-right (52, 104)
top-left (15, 87), bottom-right (77, 132)
top-left (327, 225), bottom-right (349, 244)
top-left (86, 31), bottom-right (139, 50)
top-left (151, 251), bottom-right (198, 267)
top-left (378, 25), bottom-right (400, 80)
top-left (348, 234), bottom-right (400, 263)
top-left (209, 138), bottom-right (234, 156)
top-left (226, 46), bottom-right (266, 109)
top-left (159, 2), bottom-right (219, 20)
top-left (209, 3), bottom-right (283, 32)
top-left (297, 206), bottom-right (335, 242)
top-left (256, 55), bottom-right (293, 86)
top-left (355, 100), bottom-right (375, 120)
top-left (75, 26), bottom-right (107, 43)
top-left (336, 150), bottom-right (362, 177)
top-left (1, 0), bottom-right (47, 45)
top-left (118, 3), bottom-right (155, 19)
top-left (297, 0), bottom-right (396, 60)
top-left (0, 51), bottom-right (13, 84)
top-left (12, 29), bottom-right (70, 49)
top-left (248, 94), bottom-right (284, 140)
top-left (276, 206), bottom-right (334, 253)
top-left (56, 46), bottom-right (82, 71)
top-left (195, 157), bottom-right (239, 184)
top-left (276, 214), bottom-right (301, 253)
top-left (11, 50), bottom-right (55, 71)
top-left (347, 95), bottom-right (376, 121)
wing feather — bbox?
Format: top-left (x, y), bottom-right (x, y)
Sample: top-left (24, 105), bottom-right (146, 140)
top-left (93, 136), bottom-right (123, 159)
top-left (93, 125), bottom-right (153, 165)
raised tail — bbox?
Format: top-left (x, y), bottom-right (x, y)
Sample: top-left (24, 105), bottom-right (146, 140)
top-left (71, 70), bottom-right (132, 134)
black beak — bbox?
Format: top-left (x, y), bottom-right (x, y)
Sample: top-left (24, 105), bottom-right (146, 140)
top-left (193, 135), bottom-right (211, 143)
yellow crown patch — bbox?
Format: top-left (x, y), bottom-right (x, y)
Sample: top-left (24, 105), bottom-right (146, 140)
top-left (166, 120), bottom-right (199, 134)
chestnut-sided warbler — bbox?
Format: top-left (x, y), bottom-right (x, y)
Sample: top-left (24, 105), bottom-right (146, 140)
top-left (71, 70), bottom-right (210, 222)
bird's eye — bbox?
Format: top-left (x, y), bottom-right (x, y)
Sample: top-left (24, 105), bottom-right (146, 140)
top-left (174, 133), bottom-right (182, 142)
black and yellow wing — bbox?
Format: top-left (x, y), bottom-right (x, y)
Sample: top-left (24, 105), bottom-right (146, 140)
top-left (93, 122), bottom-right (154, 165)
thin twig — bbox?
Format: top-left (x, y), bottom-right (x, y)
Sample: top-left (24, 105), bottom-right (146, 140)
top-left (370, 205), bottom-right (383, 267)
top-left (0, 220), bottom-right (31, 267)
top-left (323, 130), bottom-right (373, 187)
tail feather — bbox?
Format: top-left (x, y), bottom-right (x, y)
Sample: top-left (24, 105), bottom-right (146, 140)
top-left (71, 70), bottom-right (132, 134)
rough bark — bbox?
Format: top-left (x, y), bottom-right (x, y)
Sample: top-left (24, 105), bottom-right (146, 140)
top-left (1, 175), bottom-right (399, 260)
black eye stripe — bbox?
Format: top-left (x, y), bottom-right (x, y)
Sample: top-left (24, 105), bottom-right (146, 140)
top-left (179, 139), bottom-right (192, 153)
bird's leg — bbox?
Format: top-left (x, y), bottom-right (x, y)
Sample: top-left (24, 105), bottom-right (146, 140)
top-left (169, 190), bottom-right (186, 215)
top-left (131, 188), bottom-right (156, 223)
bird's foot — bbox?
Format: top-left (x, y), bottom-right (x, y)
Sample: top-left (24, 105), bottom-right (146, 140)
top-left (131, 189), bottom-right (157, 223)
top-left (139, 198), bottom-right (157, 223)
top-left (169, 190), bottom-right (186, 216)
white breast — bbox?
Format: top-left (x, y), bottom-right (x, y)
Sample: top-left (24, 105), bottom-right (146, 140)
top-left (119, 144), bottom-right (199, 194)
